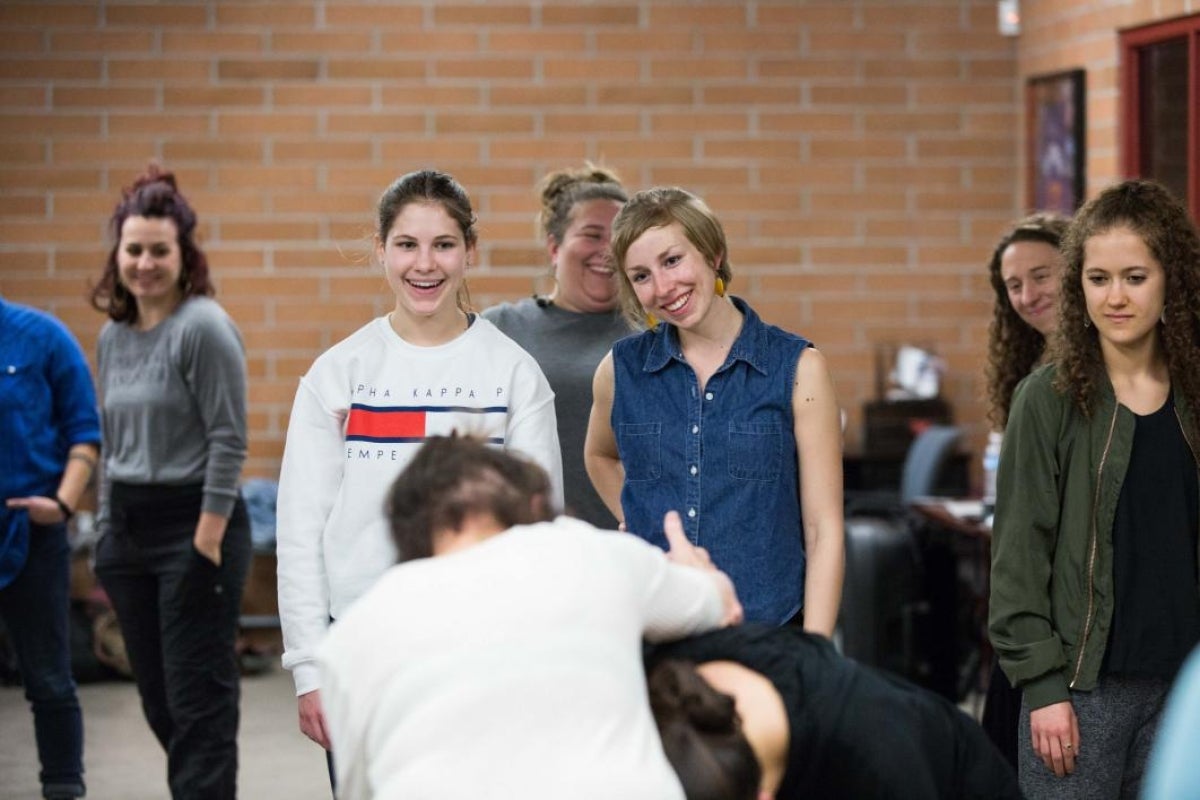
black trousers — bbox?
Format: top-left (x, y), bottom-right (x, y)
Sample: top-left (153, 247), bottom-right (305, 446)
top-left (96, 482), bottom-right (251, 800)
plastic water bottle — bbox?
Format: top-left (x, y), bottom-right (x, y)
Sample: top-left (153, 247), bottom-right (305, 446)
top-left (982, 431), bottom-right (1003, 517)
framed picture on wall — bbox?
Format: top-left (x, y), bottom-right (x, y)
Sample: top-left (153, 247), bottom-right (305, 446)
top-left (1026, 69), bottom-right (1086, 215)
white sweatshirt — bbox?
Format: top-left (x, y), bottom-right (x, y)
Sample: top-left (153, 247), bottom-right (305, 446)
top-left (276, 315), bottom-right (562, 695)
top-left (318, 517), bottom-right (723, 800)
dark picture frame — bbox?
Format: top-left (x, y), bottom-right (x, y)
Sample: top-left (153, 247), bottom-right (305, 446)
top-left (1026, 69), bottom-right (1086, 215)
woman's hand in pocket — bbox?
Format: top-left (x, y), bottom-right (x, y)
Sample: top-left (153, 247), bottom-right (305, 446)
top-left (192, 510), bottom-right (229, 566)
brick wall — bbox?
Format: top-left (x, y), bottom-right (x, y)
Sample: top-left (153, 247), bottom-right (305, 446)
top-left (0, 1), bottom-right (1182, 485)
top-left (1017, 0), bottom-right (1198, 196)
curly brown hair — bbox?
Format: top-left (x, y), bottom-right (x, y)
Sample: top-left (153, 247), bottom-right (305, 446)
top-left (985, 213), bottom-right (1070, 429)
top-left (1051, 179), bottom-right (1200, 441)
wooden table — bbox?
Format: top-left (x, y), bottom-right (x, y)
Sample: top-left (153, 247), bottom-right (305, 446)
top-left (909, 497), bottom-right (991, 540)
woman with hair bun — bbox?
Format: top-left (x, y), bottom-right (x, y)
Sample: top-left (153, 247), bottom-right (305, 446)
top-left (90, 164), bottom-right (251, 799)
top-left (646, 625), bottom-right (1021, 799)
top-left (484, 163), bottom-right (633, 527)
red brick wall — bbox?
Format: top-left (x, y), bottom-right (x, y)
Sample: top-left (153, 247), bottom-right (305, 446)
top-left (4, 0), bottom-right (1177, 485)
top-left (1017, 0), bottom-right (1198, 196)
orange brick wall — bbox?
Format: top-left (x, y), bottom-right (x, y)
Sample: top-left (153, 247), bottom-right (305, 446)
top-left (0, 1), bottom-right (1187, 485)
top-left (1016, 0), bottom-right (1198, 196)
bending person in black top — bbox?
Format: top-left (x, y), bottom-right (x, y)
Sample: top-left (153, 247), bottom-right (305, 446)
top-left (646, 625), bottom-right (1021, 800)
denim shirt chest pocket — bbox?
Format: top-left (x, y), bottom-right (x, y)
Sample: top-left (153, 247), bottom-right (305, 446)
top-left (617, 422), bottom-right (662, 481)
top-left (727, 421), bottom-right (783, 481)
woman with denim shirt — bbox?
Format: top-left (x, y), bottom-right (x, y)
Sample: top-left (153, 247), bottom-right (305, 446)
top-left (988, 180), bottom-right (1200, 799)
top-left (584, 187), bottom-right (845, 635)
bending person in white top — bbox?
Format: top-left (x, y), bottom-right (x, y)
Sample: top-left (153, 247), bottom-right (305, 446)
top-left (318, 435), bottom-right (743, 800)
top-left (276, 170), bottom-right (563, 757)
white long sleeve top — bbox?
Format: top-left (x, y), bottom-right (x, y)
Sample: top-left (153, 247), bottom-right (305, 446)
top-left (318, 517), bottom-right (724, 800)
top-left (277, 315), bottom-right (562, 694)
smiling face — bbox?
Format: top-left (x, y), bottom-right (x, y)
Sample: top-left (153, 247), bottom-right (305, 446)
top-left (377, 201), bottom-right (474, 324)
top-left (117, 215), bottom-right (184, 312)
top-left (1000, 239), bottom-right (1063, 336)
top-left (622, 222), bottom-right (719, 329)
top-left (1082, 225), bottom-right (1165, 354)
top-left (550, 197), bottom-right (623, 314)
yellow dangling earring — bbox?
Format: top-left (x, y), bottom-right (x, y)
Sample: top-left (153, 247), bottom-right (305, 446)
top-left (714, 277), bottom-right (726, 297)
top-left (645, 312), bottom-right (659, 330)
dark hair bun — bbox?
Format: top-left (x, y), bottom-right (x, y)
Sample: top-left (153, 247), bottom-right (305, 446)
top-left (649, 659), bottom-right (740, 733)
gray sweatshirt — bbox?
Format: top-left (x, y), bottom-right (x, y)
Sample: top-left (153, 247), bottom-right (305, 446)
top-left (482, 297), bottom-right (633, 529)
top-left (98, 296), bottom-right (247, 521)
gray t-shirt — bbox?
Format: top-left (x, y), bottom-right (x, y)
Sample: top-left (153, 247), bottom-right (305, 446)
top-left (97, 296), bottom-right (247, 520)
top-left (483, 297), bottom-right (633, 528)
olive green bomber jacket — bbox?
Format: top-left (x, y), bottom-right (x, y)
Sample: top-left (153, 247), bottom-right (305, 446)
top-left (987, 364), bottom-right (1199, 712)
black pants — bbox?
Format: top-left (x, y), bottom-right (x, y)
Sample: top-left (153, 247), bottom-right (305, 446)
top-left (0, 518), bottom-right (85, 797)
top-left (96, 482), bottom-right (251, 800)
top-left (981, 656), bottom-right (1020, 770)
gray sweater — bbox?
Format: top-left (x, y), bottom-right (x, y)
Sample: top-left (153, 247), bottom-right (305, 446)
top-left (483, 297), bottom-right (633, 528)
top-left (98, 296), bottom-right (247, 521)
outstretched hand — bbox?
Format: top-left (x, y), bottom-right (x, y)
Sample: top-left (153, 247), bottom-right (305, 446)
top-left (662, 510), bottom-right (743, 626)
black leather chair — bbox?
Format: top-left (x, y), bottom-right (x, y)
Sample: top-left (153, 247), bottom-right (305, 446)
top-left (838, 425), bottom-right (963, 692)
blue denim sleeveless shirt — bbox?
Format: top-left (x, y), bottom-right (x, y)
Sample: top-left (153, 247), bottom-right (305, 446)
top-left (611, 297), bottom-right (810, 624)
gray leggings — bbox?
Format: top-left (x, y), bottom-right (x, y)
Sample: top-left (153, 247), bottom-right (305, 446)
top-left (1018, 674), bottom-right (1169, 800)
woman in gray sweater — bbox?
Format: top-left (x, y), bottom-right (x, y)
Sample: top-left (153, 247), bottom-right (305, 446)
top-left (89, 164), bottom-right (251, 800)
top-left (483, 164), bottom-right (633, 528)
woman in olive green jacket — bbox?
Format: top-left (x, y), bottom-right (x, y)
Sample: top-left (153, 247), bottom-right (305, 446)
top-left (989, 180), bottom-right (1200, 800)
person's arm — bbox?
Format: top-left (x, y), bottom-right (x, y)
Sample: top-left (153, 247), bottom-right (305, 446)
top-left (6, 443), bottom-right (99, 525)
top-left (988, 374), bottom-right (1075, 769)
top-left (181, 305), bottom-right (248, 565)
top-left (6, 320), bottom-right (101, 524)
top-left (791, 347), bottom-right (844, 637)
top-left (584, 352), bottom-right (625, 524)
top-left (318, 638), bottom-right (372, 799)
top-left (661, 510), bottom-right (743, 627)
top-left (503, 355), bottom-right (564, 512)
top-left (635, 518), bottom-right (740, 643)
top-left (55, 444), bottom-right (98, 516)
top-left (276, 377), bottom-right (343, 748)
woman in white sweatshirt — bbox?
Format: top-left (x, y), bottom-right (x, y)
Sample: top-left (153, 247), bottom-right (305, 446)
top-left (275, 170), bottom-right (563, 769)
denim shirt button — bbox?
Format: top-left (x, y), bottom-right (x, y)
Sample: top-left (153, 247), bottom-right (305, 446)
top-left (687, 508), bottom-right (696, 518)
top-left (691, 424), bottom-right (699, 434)
top-left (704, 391), bottom-right (713, 400)
top-left (690, 465), bottom-right (698, 475)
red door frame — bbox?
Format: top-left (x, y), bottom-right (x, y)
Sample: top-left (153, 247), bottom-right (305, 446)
top-left (1120, 14), bottom-right (1200, 216)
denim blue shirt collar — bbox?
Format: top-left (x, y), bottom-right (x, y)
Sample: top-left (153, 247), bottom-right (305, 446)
top-left (641, 296), bottom-right (770, 377)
